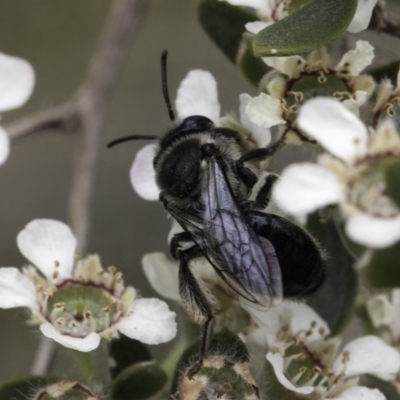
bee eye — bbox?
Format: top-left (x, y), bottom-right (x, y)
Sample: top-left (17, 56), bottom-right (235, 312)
top-left (157, 139), bottom-right (200, 198)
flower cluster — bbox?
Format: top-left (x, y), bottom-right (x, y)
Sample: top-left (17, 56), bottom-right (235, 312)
top-left (273, 97), bottom-right (400, 248)
top-left (245, 41), bottom-right (375, 143)
top-left (245, 301), bottom-right (400, 399)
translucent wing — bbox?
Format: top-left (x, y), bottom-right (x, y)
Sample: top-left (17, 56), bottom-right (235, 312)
top-left (166, 156), bottom-right (282, 309)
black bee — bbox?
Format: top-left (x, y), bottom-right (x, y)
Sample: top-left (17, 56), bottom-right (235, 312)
top-left (109, 51), bottom-right (325, 376)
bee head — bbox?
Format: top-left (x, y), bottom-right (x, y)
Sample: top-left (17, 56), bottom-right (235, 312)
top-left (155, 136), bottom-right (202, 200)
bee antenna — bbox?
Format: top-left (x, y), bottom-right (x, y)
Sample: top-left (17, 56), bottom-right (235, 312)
top-left (107, 135), bottom-right (158, 148)
top-left (161, 50), bottom-right (176, 122)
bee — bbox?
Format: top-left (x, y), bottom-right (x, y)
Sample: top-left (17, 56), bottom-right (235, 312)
top-left (108, 51), bottom-right (325, 376)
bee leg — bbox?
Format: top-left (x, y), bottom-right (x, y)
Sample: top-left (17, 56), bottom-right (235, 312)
top-left (236, 160), bottom-right (258, 189)
top-left (254, 174), bottom-right (279, 209)
top-left (170, 232), bottom-right (194, 259)
top-left (239, 131), bottom-right (288, 163)
top-left (177, 248), bottom-right (215, 378)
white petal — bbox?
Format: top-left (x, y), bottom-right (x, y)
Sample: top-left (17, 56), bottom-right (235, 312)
top-left (0, 267), bottom-right (37, 310)
top-left (17, 219), bottom-right (77, 279)
top-left (116, 298), bottom-right (177, 345)
top-left (0, 126), bottom-right (10, 165)
top-left (224, 0), bottom-right (270, 14)
top-left (0, 53), bottom-right (35, 112)
top-left (272, 163), bottom-right (345, 217)
top-left (130, 144), bottom-right (159, 201)
top-left (334, 386), bottom-right (385, 400)
top-left (262, 56), bottom-right (305, 77)
top-left (40, 322), bottom-right (100, 352)
top-left (333, 335), bottom-right (400, 380)
top-left (298, 98), bottom-right (368, 163)
top-left (347, 0), bottom-right (378, 33)
top-left (345, 214), bottom-right (400, 249)
top-left (239, 93), bottom-right (271, 147)
top-left (245, 21), bottom-right (272, 35)
top-left (267, 352), bottom-right (314, 394)
top-left (366, 294), bottom-right (396, 328)
top-left (341, 90), bottom-right (368, 115)
top-left (336, 41), bottom-right (375, 76)
top-left (142, 253), bottom-right (180, 302)
top-left (175, 70), bottom-right (220, 124)
top-left (243, 300), bottom-right (329, 346)
top-left (246, 93), bottom-right (285, 128)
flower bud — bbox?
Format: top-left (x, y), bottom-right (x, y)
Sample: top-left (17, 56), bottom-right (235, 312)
top-left (30, 381), bottom-right (102, 400)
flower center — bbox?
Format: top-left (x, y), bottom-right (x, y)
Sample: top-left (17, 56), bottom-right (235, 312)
top-left (349, 159), bottom-right (399, 218)
top-left (282, 70), bottom-right (353, 141)
top-left (46, 283), bottom-right (119, 337)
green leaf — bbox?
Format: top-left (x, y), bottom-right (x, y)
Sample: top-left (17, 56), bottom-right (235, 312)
top-left (365, 242), bottom-right (400, 288)
top-left (238, 38), bottom-right (271, 86)
top-left (197, 0), bottom-right (258, 62)
top-left (368, 60), bottom-right (400, 85)
top-left (383, 158), bottom-right (400, 209)
top-left (253, 0), bottom-right (357, 57)
top-left (110, 361), bottom-right (167, 400)
top-left (306, 212), bottom-right (358, 335)
top-left (0, 376), bottom-right (56, 400)
top-left (362, 375), bottom-right (400, 400)
top-left (109, 334), bottom-right (151, 379)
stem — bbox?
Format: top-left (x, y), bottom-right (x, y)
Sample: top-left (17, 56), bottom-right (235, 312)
top-left (72, 351), bottom-right (98, 383)
top-left (27, 0), bottom-right (148, 375)
top-left (30, 337), bottom-right (57, 376)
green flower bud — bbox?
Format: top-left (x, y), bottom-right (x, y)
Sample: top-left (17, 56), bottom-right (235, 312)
top-left (30, 381), bottom-right (102, 400)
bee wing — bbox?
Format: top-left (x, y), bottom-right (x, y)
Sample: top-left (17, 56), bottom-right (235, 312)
top-left (167, 156), bottom-right (282, 309)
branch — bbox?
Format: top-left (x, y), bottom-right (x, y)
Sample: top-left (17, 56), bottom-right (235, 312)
top-left (369, 0), bottom-right (400, 38)
top-left (70, 0), bottom-right (147, 251)
top-left (26, 0), bottom-right (148, 375)
top-left (5, 102), bottom-right (78, 140)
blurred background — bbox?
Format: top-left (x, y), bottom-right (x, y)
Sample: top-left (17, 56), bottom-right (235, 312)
top-left (0, 0), bottom-right (399, 382)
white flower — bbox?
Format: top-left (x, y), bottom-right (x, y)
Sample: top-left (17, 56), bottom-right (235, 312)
top-left (130, 69), bottom-right (271, 201)
top-left (0, 52), bottom-right (35, 165)
top-left (142, 251), bottom-right (217, 303)
top-left (245, 41), bottom-right (375, 144)
top-left (366, 289), bottom-right (400, 346)
top-left (0, 219), bottom-right (177, 352)
top-left (273, 97), bottom-right (400, 248)
top-left (244, 300), bottom-right (399, 398)
top-left (223, 0), bottom-right (377, 34)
